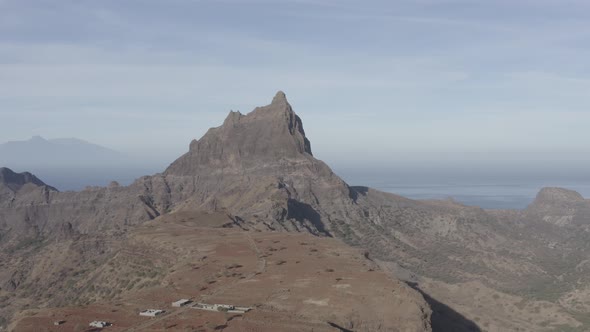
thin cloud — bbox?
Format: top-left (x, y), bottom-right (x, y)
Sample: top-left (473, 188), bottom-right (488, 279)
top-left (0, 0), bottom-right (589, 166)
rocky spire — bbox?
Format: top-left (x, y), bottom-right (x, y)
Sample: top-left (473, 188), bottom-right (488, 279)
top-left (165, 91), bottom-right (313, 175)
top-left (271, 90), bottom-right (288, 105)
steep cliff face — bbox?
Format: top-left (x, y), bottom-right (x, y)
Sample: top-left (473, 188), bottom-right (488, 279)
top-left (160, 91), bottom-right (353, 235)
top-left (0, 167), bottom-right (57, 206)
top-left (0, 167), bottom-right (55, 193)
top-left (166, 91), bottom-right (312, 175)
top-left (0, 176), bottom-right (156, 241)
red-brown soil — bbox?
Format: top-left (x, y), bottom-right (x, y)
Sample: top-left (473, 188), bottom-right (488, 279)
top-left (10, 212), bottom-right (431, 332)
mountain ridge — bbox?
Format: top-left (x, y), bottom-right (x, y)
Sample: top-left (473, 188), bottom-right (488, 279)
top-left (2, 92), bottom-right (590, 331)
top-left (0, 167), bottom-right (57, 194)
top-left (0, 135), bottom-right (126, 175)
top-left (0, 135), bottom-right (156, 191)
top-left (0, 135), bottom-right (120, 155)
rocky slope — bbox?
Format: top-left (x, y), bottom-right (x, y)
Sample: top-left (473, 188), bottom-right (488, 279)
top-left (0, 92), bottom-right (434, 330)
top-left (1, 92), bottom-right (590, 331)
top-left (0, 167), bottom-right (56, 196)
top-left (9, 214), bottom-right (432, 332)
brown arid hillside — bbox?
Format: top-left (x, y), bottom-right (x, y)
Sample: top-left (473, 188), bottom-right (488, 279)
top-left (1, 92), bottom-right (590, 331)
top-left (8, 212), bottom-right (431, 332)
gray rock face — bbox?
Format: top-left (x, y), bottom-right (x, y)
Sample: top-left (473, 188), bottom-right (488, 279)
top-left (159, 91), bottom-right (350, 235)
top-left (525, 187), bottom-right (589, 226)
top-left (166, 91), bottom-right (312, 175)
top-left (0, 167), bottom-right (56, 193)
top-left (0, 167), bottom-right (57, 206)
top-left (529, 187), bottom-right (585, 208)
top-left (0, 92), bottom-right (341, 248)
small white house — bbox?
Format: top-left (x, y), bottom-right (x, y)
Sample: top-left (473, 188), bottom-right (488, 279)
top-left (230, 306), bottom-right (252, 314)
top-left (193, 302), bottom-right (218, 311)
top-left (172, 299), bottom-right (192, 307)
top-left (193, 303), bottom-right (251, 314)
top-left (89, 321), bottom-right (110, 328)
top-left (139, 309), bottom-right (164, 317)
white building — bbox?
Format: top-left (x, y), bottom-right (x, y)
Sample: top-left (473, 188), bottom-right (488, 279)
top-left (230, 306), bottom-right (252, 314)
top-left (193, 302), bottom-right (218, 311)
top-left (193, 303), bottom-right (251, 314)
top-left (171, 299), bottom-right (192, 307)
top-left (89, 321), bottom-right (110, 328)
top-left (139, 309), bottom-right (164, 317)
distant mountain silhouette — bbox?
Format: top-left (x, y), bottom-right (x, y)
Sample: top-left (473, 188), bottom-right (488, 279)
top-left (0, 136), bottom-right (123, 168)
top-left (0, 136), bottom-right (160, 190)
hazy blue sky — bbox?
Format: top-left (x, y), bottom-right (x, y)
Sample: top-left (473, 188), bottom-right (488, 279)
top-left (1, 0), bottom-right (589, 169)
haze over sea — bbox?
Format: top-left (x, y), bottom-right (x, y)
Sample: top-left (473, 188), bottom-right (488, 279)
top-left (337, 167), bottom-right (590, 210)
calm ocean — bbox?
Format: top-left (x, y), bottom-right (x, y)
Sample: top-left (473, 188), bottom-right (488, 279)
top-left (336, 168), bottom-right (590, 210)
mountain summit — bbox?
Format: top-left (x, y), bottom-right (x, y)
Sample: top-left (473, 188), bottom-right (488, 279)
top-left (162, 91), bottom-right (347, 235)
top-left (166, 91), bottom-right (312, 175)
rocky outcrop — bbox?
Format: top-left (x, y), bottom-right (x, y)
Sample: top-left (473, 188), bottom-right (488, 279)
top-left (167, 91), bottom-right (312, 175)
top-left (161, 91), bottom-right (353, 235)
top-left (529, 187), bottom-right (584, 209)
top-left (526, 187), bottom-right (589, 226)
top-left (0, 167), bottom-right (56, 193)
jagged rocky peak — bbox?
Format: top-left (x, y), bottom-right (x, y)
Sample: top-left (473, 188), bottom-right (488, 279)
top-left (0, 167), bottom-right (56, 192)
top-left (246, 90), bottom-right (311, 153)
top-left (271, 90), bottom-right (288, 104)
top-left (166, 91), bottom-right (313, 175)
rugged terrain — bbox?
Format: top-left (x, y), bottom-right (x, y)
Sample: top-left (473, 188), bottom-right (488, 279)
top-left (8, 212), bottom-right (431, 332)
top-left (1, 92), bottom-right (590, 331)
